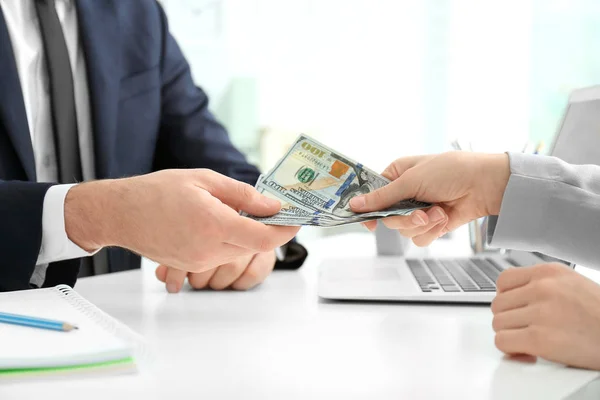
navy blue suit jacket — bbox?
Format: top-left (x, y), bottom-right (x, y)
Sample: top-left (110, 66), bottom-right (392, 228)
top-left (0, 0), bottom-right (305, 292)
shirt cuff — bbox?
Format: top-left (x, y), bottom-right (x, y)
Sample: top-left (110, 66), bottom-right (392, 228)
top-left (486, 152), bottom-right (568, 251)
top-left (274, 246), bottom-right (286, 261)
top-left (36, 184), bottom-right (98, 265)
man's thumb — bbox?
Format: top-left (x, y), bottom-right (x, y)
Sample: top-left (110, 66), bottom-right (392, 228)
top-left (231, 184), bottom-right (282, 217)
top-left (202, 172), bottom-right (281, 217)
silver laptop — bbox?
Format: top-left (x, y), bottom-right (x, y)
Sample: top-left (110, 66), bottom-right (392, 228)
top-left (318, 85), bottom-right (600, 303)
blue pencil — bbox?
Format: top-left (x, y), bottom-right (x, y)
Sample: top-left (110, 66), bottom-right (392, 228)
top-left (0, 312), bottom-right (78, 332)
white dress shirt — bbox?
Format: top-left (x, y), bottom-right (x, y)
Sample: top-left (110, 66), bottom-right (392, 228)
top-left (0, 0), bottom-right (95, 286)
top-left (488, 152), bottom-right (600, 270)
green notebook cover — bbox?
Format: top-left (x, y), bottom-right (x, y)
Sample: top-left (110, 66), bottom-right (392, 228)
top-left (0, 357), bottom-right (135, 377)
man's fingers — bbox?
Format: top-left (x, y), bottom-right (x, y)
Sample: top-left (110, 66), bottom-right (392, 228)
top-left (155, 265), bottom-right (168, 283)
top-left (194, 243), bottom-right (257, 271)
top-left (188, 268), bottom-right (218, 289)
top-left (165, 267), bottom-right (188, 293)
top-left (350, 174), bottom-right (418, 213)
top-left (232, 252), bottom-right (276, 290)
top-left (198, 170), bottom-right (281, 217)
top-left (224, 215), bottom-right (300, 252)
top-left (207, 258), bottom-right (249, 290)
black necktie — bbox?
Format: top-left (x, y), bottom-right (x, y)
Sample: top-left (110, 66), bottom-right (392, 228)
top-left (35, 0), bottom-right (94, 283)
top-left (35, 0), bottom-right (82, 184)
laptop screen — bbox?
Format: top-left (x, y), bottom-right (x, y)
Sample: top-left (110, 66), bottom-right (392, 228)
top-left (551, 94), bottom-right (600, 165)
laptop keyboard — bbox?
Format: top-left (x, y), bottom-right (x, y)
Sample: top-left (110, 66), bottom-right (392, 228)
top-left (407, 258), bottom-right (517, 293)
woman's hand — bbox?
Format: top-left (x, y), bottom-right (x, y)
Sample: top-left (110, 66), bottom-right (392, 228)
top-left (350, 152), bottom-right (510, 246)
top-left (492, 264), bottom-right (600, 370)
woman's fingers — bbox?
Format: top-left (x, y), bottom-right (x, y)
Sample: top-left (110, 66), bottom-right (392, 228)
top-left (385, 207), bottom-right (448, 240)
top-left (412, 219), bottom-right (448, 247)
top-left (362, 221), bottom-right (378, 232)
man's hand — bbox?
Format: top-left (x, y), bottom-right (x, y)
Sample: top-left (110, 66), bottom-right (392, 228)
top-left (64, 169), bottom-right (299, 274)
top-left (492, 264), bottom-right (600, 370)
top-left (154, 251), bottom-right (277, 293)
top-left (349, 152), bottom-right (510, 246)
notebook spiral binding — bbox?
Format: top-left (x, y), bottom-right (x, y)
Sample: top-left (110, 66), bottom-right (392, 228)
top-left (53, 285), bottom-right (153, 364)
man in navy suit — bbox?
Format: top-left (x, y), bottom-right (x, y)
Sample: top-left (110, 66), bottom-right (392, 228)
top-left (0, 0), bottom-right (306, 292)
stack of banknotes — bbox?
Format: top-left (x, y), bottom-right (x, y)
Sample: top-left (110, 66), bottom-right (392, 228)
top-left (245, 134), bottom-right (431, 227)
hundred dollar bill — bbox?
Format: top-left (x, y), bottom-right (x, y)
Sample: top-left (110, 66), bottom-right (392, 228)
top-left (252, 187), bottom-right (336, 226)
top-left (255, 134), bottom-right (430, 222)
top-left (242, 175), bottom-right (338, 226)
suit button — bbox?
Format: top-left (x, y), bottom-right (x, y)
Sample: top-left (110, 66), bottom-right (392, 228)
top-left (43, 154), bottom-right (52, 167)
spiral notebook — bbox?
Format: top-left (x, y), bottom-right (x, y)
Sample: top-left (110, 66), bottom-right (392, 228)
top-left (0, 285), bottom-right (144, 378)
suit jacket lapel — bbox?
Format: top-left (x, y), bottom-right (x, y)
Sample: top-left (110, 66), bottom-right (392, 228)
top-left (76, 0), bottom-right (121, 179)
top-left (0, 6), bottom-right (36, 181)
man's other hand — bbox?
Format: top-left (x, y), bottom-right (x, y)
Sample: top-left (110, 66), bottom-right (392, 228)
top-left (155, 251), bottom-right (276, 293)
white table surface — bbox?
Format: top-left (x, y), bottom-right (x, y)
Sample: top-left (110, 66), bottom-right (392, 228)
top-left (2, 230), bottom-right (600, 400)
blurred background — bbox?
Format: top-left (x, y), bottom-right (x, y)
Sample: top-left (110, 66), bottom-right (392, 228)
top-left (159, 0), bottom-right (600, 240)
